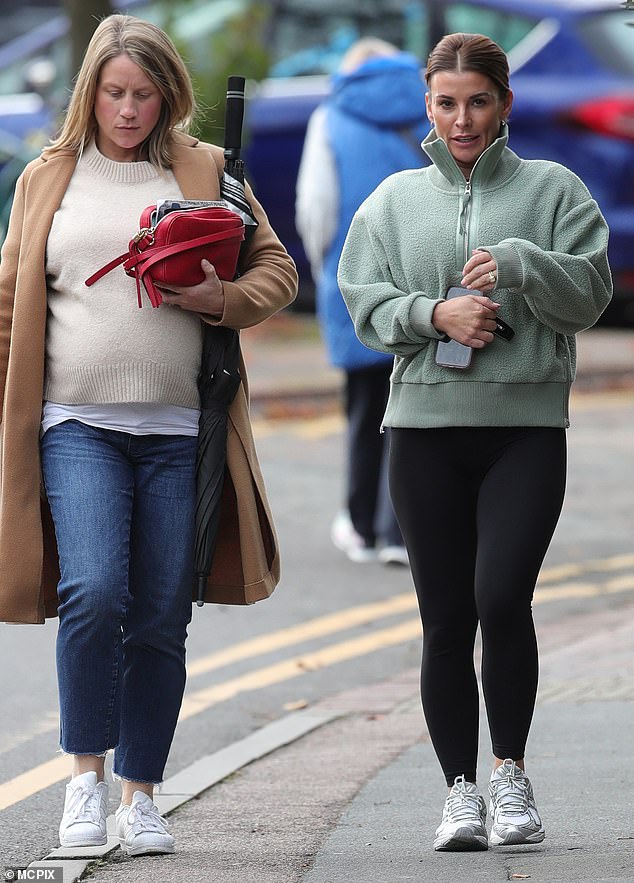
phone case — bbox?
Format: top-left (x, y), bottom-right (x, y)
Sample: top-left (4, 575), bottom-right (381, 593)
top-left (435, 287), bottom-right (473, 369)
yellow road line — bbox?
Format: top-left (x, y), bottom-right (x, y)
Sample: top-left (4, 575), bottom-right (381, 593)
top-left (186, 592), bottom-right (417, 678)
top-left (180, 619), bottom-right (421, 721)
top-left (570, 389), bottom-right (634, 411)
top-left (185, 552), bottom-right (634, 680)
top-left (0, 594), bottom-right (418, 763)
top-left (537, 554), bottom-right (634, 585)
top-left (0, 755), bottom-right (72, 813)
top-left (186, 553), bottom-right (634, 679)
top-left (535, 581), bottom-right (603, 602)
top-left (590, 554), bottom-right (634, 573)
top-left (534, 576), bottom-right (634, 604)
top-left (251, 413), bottom-right (344, 440)
top-left (537, 563), bottom-right (589, 584)
top-left (182, 576), bottom-right (634, 723)
top-left (294, 413), bottom-right (345, 440)
top-left (605, 574), bottom-right (634, 593)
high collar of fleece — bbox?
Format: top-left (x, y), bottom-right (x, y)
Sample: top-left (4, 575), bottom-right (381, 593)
top-left (422, 121), bottom-right (518, 189)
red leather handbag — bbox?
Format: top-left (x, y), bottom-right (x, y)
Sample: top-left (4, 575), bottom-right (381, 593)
top-left (86, 202), bottom-right (245, 307)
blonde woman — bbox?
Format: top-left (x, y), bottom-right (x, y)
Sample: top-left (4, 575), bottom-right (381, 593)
top-left (0, 14), bottom-right (296, 856)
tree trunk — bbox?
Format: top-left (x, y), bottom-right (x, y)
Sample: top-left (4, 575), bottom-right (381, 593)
top-left (64, 0), bottom-right (112, 81)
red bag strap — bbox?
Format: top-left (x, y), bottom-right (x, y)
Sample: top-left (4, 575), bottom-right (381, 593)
top-left (85, 251), bottom-right (131, 287)
top-left (125, 226), bottom-right (245, 307)
top-left (122, 226), bottom-right (244, 277)
top-left (85, 225), bottom-right (244, 297)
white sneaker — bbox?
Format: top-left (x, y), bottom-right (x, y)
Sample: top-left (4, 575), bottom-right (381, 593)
top-left (434, 775), bottom-right (488, 851)
top-left (116, 791), bottom-right (175, 856)
top-left (59, 770), bottom-right (108, 848)
top-left (378, 544), bottom-right (409, 567)
top-left (330, 511), bottom-right (378, 563)
top-left (489, 759), bottom-right (545, 846)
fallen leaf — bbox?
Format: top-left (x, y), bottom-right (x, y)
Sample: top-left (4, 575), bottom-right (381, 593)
top-left (511, 875), bottom-right (531, 880)
top-left (283, 699), bottom-right (309, 711)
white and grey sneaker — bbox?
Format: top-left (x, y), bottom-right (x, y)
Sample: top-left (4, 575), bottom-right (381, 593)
top-left (377, 544), bottom-right (409, 567)
top-left (330, 511), bottom-right (378, 563)
top-left (434, 775), bottom-right (488, 851)
top-left (489, 759), bottom-right (545, 846)
top-left (116, 791), bottom-right (175, 856)
top-left (59, 770), bottom-right (108, 848)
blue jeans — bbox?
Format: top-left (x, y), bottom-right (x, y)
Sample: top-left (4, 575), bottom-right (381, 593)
top-left (40, 420), bottom-right (197, 784)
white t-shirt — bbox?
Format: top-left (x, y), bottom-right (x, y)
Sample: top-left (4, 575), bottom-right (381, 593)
top-left (41, 402), bottom-right (200, 437)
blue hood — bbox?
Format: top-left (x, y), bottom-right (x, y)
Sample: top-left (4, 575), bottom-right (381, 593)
top-left (330, 53), bottom-right (426, 129)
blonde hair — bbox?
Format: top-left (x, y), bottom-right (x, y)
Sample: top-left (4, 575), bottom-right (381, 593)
top-left (47, 14), bottom-right (196, 167)
top-left (338, 37), bottom-right (399, 74)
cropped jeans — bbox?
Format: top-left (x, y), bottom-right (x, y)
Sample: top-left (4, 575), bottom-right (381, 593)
top-left (40, 420), bottom-right (197, 784)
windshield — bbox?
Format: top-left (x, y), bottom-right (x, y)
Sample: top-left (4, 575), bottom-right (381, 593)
top-left (267, 0), bottom-right (429, 77)
top-left (577, 10), bottom-right (634, 75)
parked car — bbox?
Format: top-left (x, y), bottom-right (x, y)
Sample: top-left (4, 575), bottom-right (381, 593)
top-left (244, 0), bottom-right (634, 319)
top-left (0, 0), bottom-right (632, 321)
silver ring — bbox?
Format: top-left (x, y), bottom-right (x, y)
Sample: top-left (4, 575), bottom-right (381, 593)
top-left (488, 270), bottom-right (496, 284)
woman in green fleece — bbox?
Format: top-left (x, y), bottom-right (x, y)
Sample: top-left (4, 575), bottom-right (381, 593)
top-left (338, 32), bottom-right (611, 853)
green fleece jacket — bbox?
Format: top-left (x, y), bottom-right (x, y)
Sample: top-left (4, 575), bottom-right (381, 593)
top-left (337, 124), bottom-right (612, 428)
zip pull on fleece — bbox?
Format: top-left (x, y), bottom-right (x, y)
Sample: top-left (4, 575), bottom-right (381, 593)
top-left (460, 178), bottom-right (473, 265)
top-left (459, 179), bottom-right (472, 235)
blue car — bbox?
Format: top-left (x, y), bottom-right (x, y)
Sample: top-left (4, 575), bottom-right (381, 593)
top-left (244, 0), bottom-right (634, 319)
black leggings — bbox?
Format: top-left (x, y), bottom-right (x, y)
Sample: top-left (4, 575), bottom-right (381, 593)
top-left (389, 426), bottom-right (566, 786)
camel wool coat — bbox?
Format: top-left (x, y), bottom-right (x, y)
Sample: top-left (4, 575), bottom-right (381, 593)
top-left (0, 133), bottom-right (298, 624)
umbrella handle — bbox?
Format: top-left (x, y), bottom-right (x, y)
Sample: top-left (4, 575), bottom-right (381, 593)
top-left (196, 574), bottom-right (207, 607)
top-left (224, 75), bottom-right (246, 161)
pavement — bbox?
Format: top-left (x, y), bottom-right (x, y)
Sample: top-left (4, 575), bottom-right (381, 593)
top-left (27, 313), bottom-right (634, 883)
top-left (37, 597), bottom-right (634, 883)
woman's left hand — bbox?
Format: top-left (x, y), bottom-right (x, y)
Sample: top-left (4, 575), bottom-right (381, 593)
top-left (159, 259), bottom-right (225, 319)
top-left (461, 249), bottom-right (498, 292)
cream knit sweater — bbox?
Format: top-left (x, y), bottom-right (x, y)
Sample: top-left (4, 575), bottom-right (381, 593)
top-left (44, 140), bottom-right (203, 408)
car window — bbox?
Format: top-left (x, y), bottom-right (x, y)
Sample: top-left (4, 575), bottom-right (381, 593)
top-left (0, 4), bottom-right (63, 48)
top-left (265, 0), bottom-right (540, 79)
top-left (577, 10), bottom-right (634, 75)
top-left (267, 0), bottom-right (429, 77)
top-left (444, 3), bottom-right (536, 53)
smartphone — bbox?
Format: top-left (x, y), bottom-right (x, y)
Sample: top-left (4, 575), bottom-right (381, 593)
top-left (435, 287), bottom-right (473, 369)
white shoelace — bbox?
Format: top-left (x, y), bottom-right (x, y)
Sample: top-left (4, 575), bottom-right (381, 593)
top-left (126, 800), bottom-right (170, 836)
top-left (445, 779), bottom-right (484, 823)
top-left (491, 770), bottom-right (530, 816)
top-left (65, 783), bottom-right (103, 826)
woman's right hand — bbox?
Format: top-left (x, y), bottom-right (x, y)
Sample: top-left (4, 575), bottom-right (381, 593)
top-left (432, 295), bottom-right (500, 348)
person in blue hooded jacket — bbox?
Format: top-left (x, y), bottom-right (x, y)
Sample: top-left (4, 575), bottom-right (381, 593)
top-left (296, 37), bottom-right (427, 565)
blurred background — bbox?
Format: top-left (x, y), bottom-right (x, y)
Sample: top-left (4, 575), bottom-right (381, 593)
top-left (0, 0), bottom-right (632, 321)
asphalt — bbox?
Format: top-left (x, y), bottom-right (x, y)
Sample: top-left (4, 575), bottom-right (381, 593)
top-left (28, 313), bottom-right (634, 883)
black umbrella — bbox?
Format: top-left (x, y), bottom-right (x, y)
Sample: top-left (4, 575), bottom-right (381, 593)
top-left (221, 76), bottom-right (259, 240)
top-left (194, 76), bottom-right (259, 606)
